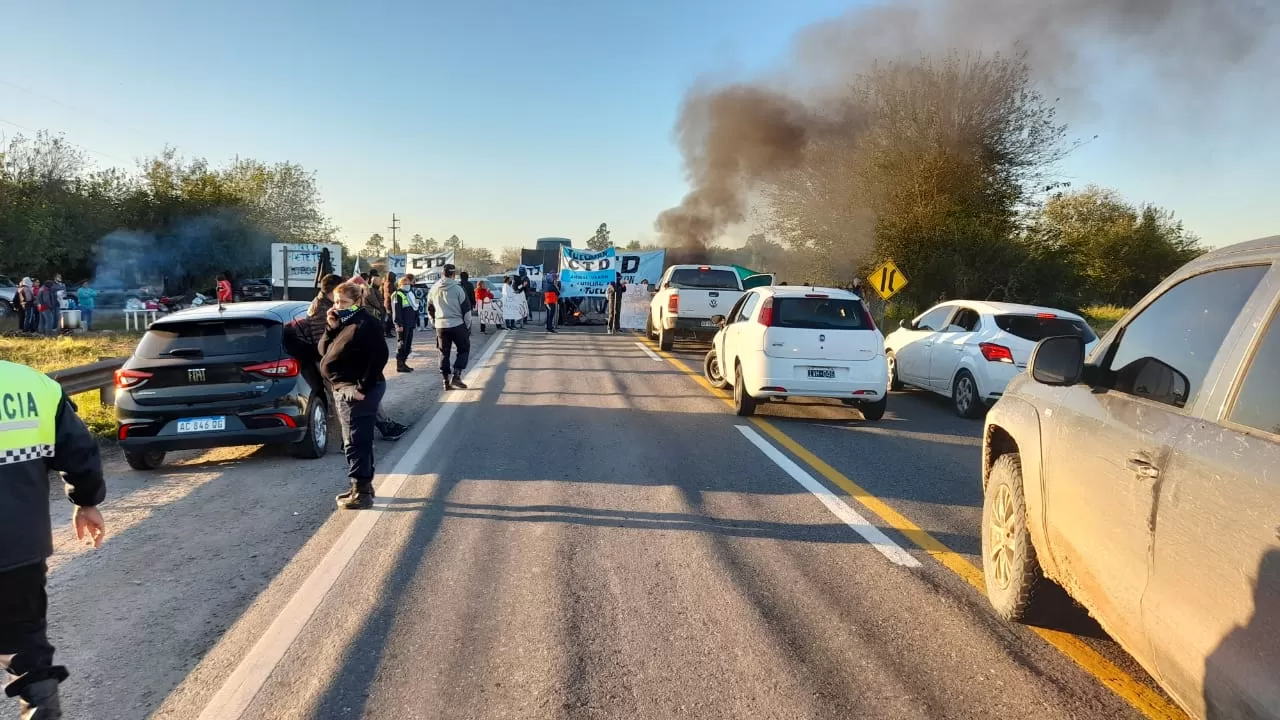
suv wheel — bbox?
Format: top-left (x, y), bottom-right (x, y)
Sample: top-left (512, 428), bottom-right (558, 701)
top-left (704, 350), bottom-right (727, 389)
top-left (292, 394), bottom-right (329, 459)
top-left (733, 363), bottom-right (757, 417)
top-left (982, 454), bottom-right (1051, 622)
top-left (658, 324), bottom-right (673, 352)
top-left (953, 370), bottom-right (984, 419)
top-left (125, 450), bottom-right (165, 471)
top-left (645, 314), bottom-right (656, 340)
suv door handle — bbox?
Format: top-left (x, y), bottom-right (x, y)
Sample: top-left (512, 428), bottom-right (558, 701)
top-left (1126, 457), bottom-right (1160, 479)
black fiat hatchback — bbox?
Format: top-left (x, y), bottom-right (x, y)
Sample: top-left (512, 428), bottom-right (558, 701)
top-left (114, 302), bottom-right (329, 470)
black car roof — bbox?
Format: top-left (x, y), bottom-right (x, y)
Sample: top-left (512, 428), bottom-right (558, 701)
top-left (151, 301), bottom-right (308, 326)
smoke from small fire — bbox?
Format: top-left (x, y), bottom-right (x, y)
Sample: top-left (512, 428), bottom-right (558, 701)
top-left (655, 0), bottom-right (1277, 260)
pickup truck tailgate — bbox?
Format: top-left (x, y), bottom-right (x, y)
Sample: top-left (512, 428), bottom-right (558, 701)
top-left (673, 289), bottom-right (743, 320)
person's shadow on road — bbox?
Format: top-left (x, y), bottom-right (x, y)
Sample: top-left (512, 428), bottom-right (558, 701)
top-left (1204, 548), bottom-right (1279, 718)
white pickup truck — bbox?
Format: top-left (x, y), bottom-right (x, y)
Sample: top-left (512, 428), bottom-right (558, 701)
top-left (646, 264), bottom-right (772, 350)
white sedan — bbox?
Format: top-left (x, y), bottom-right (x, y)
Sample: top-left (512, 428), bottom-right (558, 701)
top-left (703, 286), bottom-right (889, 420)
top-left (883, 301), bottom-right (1098, 417)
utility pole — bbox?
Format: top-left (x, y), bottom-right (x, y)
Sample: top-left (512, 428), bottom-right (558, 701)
top-left (388, 214), bottom-right (401, 255)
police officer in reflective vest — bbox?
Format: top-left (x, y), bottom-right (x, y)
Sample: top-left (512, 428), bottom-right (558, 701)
top-left (0, 361), bottom-right (106, 719)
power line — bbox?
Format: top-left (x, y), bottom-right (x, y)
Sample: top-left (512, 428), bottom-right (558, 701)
top-left (0, 116), bottom-right (132, 165)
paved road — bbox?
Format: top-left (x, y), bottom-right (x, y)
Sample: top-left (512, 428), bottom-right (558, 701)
top-left (44, 328), bottom-right (1187, 719)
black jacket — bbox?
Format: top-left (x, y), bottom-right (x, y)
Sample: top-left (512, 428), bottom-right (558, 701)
top-left (1, 367), bottom-right (105, 572)
top-left (392, 288), bottom-right (419, 328)
top-left (459, 280), bottom-right (476, 314)
top-left (319, 308), bottom-right (388, 394)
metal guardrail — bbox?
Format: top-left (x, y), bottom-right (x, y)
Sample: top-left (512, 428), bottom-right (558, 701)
top-left (48, 357), bottom-right (127, 403)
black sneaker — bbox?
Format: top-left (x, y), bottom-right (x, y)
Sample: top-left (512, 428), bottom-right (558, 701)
top-left (443, 377), bottom-right (454, 391)
top-left (397, 364), bottom-right (415, 373)
top-left (451, 375), bottom-right (469, 390)
top-left (381, 422), bottom-right (409, 441)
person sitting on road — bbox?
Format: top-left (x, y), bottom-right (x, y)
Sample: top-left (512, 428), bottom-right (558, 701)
top-left (285, 275), bottom-right (407, 442)
top-left (319, 281), bottom-right (390, 510)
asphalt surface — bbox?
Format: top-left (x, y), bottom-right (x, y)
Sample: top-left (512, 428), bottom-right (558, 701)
top-left (42, 326), bottom-right (1185, 719)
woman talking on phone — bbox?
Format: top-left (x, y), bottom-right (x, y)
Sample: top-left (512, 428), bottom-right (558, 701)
top-left (319, 281), bottom-right (390, 510)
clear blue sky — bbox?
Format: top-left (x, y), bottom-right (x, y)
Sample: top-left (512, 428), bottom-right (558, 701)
top-left (1, 0), bottom-right (1274, 251)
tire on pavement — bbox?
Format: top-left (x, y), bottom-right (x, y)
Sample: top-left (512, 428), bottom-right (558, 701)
top-left (733, 363), bottom-right (757, 417)
top-left (952, 369), bottom-right (985, 419)
top-left (859, 395), bottom-right (888, 421)
top-left (646, 314), bottom-right (656, 340)
top-left (887, 351), bottom-right (904, 391)
top-left (981, 453), bottom-right (1052, 623)
top-left (292, 393), bottom-right (330, 459)
top-left (704, 349), bottom-right (728, 389)
top-left (125, 450), bottom-right (165, 471)
top-left (658, 325), bottom-right (673, 352)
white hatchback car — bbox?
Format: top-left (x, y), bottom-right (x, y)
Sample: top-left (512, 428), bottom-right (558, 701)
top-left (703, 286), bottom-right (889, 419)
top-left (883, 301), bottom-right (1098, 417)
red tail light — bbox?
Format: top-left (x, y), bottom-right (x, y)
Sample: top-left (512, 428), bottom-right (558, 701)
top-left (1036, 312), bottom-right (1057, 319)
top-left (757, 297), bottom-right (774, 326)
top-left (114, 369), bottom-right (153, 389)
top-left (244, 358), bottom-right (300, 377)
top-left (269, 413), bottom-right (298, 428)
top-left (667, 292), bottom-right (679, 314)
top-left (118, 425), bottom-right (129, 440)
top-left (979, 343), bottom-right (1014, 364)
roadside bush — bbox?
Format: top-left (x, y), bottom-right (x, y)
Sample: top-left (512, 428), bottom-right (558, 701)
top-left (1081, 305), bottom-right (1128, 333)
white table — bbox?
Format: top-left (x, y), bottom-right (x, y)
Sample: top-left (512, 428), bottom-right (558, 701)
top-left (123, 309), bottom-right (160, 331)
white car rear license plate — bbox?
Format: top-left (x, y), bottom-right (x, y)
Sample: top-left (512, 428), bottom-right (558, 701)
top-left (177, 416), bottom-right (226, 433)
top-left (807, 367), bottom-right (837, 379)
top-left (700, 320), bottom-right (717, 327)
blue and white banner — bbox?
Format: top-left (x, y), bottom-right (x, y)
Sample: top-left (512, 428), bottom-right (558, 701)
top-left (616, 250), bottom-right (665, 289)
top-left (559, 247), bottom-right (617, 297)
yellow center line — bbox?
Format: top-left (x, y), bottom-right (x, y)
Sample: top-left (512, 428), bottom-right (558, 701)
top-left (646, 338), bottom-right (1188, 720)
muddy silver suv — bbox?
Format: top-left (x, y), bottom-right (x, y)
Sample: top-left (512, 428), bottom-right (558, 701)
top-left (980, 235), bottom-right (1279, 720)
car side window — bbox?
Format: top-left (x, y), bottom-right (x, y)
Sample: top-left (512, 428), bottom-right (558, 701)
top-left (724, 295), bottom-right (749, 323)
top-left (1228, 305), bottom-right (1280, 435)
top-left (949, 308), bottom-right (980, 332)
top-left (1106, 264), bottom-right (1269, 409)
top-left (736, 293), bottom-right (760, 323)
top-left (915, 306), bottom-right (952, 331)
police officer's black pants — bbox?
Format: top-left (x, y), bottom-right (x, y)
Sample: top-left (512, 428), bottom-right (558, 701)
top-left (437, 325), bottom-right (470, 378)
top-left (335, 382), bottom-right (385, 485)
top-left (396, 325), bottom-right (414, 365)
top-left (0, 562), bottom-right (67, 698)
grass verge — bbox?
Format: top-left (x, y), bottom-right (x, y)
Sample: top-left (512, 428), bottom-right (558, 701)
top-left (0, 333), bottom-right (140, 439)
top-left (1081, 305), bottom-right (1128, 334)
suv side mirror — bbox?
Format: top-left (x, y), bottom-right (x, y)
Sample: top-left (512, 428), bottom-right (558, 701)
top-left (711, 314), bottom-right (727, 327)
top-left (1029, 336), bottom-right (1085, 386)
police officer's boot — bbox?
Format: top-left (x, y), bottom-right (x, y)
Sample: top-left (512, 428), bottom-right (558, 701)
top-left (18, 679), bottom-right (62, 720)
top-left (339, 480), bottom-right (375, 510)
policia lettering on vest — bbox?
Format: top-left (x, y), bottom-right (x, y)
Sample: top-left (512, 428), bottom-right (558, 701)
top-left (0, 361), bottom-right (107, 720)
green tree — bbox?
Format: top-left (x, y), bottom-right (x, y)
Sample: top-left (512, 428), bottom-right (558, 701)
top-left (624, 239), bottom-right (641, 250)
top-left (586, 222), bottom-right (611, 251)
top-left (1029, 186), bottom-right (1203, 306)
top-left (362, 233), bottom-right (386, 258)
top-left (407, 233), bottom-right (428, 253)
top-left (444, 234), bottom-right (463, 251)
top-left (455, 246), bottom-right (499, 275)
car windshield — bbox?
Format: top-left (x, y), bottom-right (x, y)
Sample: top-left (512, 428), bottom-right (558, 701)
top-left (668, 269), bottom-right (739, 290)
top-left (995, 314), bottom-right (1097, 342)
top-left (136, 319), bottom-right (277, 359)
top-left (773, 297), bottom-right (871, 330)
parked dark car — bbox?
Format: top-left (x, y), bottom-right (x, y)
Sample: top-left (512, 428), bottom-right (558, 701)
top-left (114, 301), bottom-right (328, 470)
top-left (239, 277), bottom-right (274, 301)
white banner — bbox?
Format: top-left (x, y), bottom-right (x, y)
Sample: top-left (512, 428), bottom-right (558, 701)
top-left (517, 264), bottom-right (544, 289)
top-left (271, 243), bottom-right (344, 287)
top-left (406, 251), bottom-right (455, 285)
top-left (620, 286), bottom-right (651, 330)
top-left (616, 250), bottom-right (666, 288)
top-left (387, 255), bottom-right (406, 275)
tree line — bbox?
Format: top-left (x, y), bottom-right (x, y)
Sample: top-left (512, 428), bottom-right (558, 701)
top-left (0, 131), bottom-right (341, 290)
